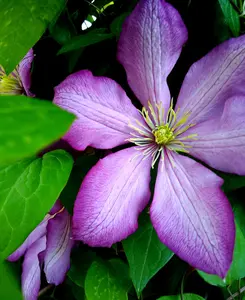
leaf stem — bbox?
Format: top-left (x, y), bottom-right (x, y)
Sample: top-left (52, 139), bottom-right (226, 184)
top-left (226, 286), bottom-right (245, 300)
top-left (38, 284), bottom-right (54, 298)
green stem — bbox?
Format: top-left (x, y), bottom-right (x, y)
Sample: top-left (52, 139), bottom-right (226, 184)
top-left (38, 284), bottom-right (54, 298)
top-left (227, 286), bottom-right (245, 300)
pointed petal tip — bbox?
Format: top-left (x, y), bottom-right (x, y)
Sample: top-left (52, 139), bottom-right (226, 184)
top-left (176, 34), bottom-right (245, 126)
top-left (186, 96), bottom-right (245, 175)
top-left (21, 236), bottom-right (46, 300)
top-left (44, 209), bottom-right (73, 286)
top-left (118, 0), bottom-right (187, 109)
top-left (54, 70), bottom-right (140, 151)
top-left (151, 209), bottom-right (235, 278)
top-left (150, 151), bottom-right (235, 278)
top-left (8, 218), bottom-right (48, 262)
top-left (18, 48), bottom-right (35, 97)
top-left (72, 147), bottom-right (151, 247)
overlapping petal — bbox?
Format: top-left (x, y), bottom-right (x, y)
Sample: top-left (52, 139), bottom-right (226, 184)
top-left (54, 70), bottom-right (141, 150)
top-left (8, 217), bottom-right (48, 262)
top-left (44, 208), bottom-right (73, 285)
top-left (22, 236), bottom-right (46, 300)
top-left (184, 96), bottom-right (245, 175)
top-left (118, 0), bottom-right (187, 113)
top-left (73, 147), bottom-right (151, 247)
top-left (150, 151), bottom-right (235, 277)
top-left (49, 199), bottom-right (63, 215)
top-left (176, 35), bottom-right (245, 125)
top-left (18, 49), bottom-right (34, 96)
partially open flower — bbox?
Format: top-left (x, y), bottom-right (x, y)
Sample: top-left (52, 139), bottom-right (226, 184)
top-left (8, 200), bottom-right (73, 300)
top-left (0, 49), bottom-right (34, 96)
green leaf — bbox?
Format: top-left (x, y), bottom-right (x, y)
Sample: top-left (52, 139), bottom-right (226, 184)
top-left (221, 278), bottom-right (245, 299)
top-left (0, 0), bottom-right (65, 73)
top-left (0, 95), bottom-right (75, 164)
top-left (49, 18), bottom-right (74, 45)
top-left (214, 1), bottom-right (234, 43)
top-left (218, 0), bottom-right (240, 36)
top-left (123, 214), bottom-right (174, 296)
top-left (110, 13), bottom-right (129, 37)
top-left (68, 248), bottom-right (97, 288)
top-left (221, 173), bottom-right (245, 193)
top-left (0, 261), bottom-right (22, 299)
top-left (67, 49), bottom-right (84, 73)
top-left (0, 149), bottom-right (73, 259)
top-left (157, 294), bottom-right (205, 300)
top-left (57, 29), bottom-right (114, 55)
top-left (71, 284), bottom-right (86, 300)
top-left (108, 259), bottom-right (132, 291)
top-left (85, 260), bottom-right (128, 300)
top-left (232, 197), bottom-right (245, 238)
top-left (198, 222), bottom-right (245, 286)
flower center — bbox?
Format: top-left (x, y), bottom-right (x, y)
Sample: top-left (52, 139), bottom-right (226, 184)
top-left (153, 124), bottom-right (174, 145)
top-left (128, 100), bottom-right (197, 168)
top-left (0, 66), bottom-right (23, 95)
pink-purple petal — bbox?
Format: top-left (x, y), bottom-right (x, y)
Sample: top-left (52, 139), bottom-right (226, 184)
top-left (54, 70), bottom-right (141, 150)
top-left (18, 49), bottom-right (34, 97)
top-left (176, 35), bottom-right (245, 125)
top-left (185, 96), bottom-right (245, 175)
top-left (22, 236), bottom-right (46, 300)
top-left (8, 217), bottom-right (48, 262)
top-left (150, 151), bottom-right (235, 277)
top-left (73, 147), bottom-right (151, 247)
top-left (118, 0), bottom-right (187, 113)
top-left (44, 208), bottom-right (73, 285)
top-left (49, 199), bottom-right (63, 215)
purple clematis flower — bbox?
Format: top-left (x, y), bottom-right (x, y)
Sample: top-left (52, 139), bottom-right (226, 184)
top-left (53, 0), bottom-right (245, 277)
top-left (8, 201), bottom-right (73, 300)
top-left (0, 49), bottom-right (34, 96)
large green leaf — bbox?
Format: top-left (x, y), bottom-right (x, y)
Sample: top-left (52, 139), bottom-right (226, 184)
top-left (123, 214), bottom-right (174, 296)
top-left (57, 29), bottom-right (114, 54)
top-left (0, 95), bottom-right (75, 164)
top-left (0, 261), bottom-right (22, 300)
top-left (218, 0), bottom-right (240, 36)
top-left (108, 259), bottom-right (132, 292)
top-left (0, 0), bottom-right (65, 73)
top-left (158, 294), bottom-right (205, 300)
top-left (85, 260), bottom-right (128, 300)
top-left (198, 222), bottom-right (245, 286)
top-left (0, 149), bottom-right (73, 259)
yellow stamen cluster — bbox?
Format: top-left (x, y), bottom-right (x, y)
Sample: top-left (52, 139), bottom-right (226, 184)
top-left (128, 100), bottom-right (197, 168)
top-left (0, 66), bottom-right (23, 95)
top-left (153, 124), bottom-right (174, 145)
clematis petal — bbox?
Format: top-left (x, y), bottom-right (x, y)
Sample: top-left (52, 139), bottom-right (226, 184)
top-left (54, 70), bottom-right (141, 150)
top-left (49, 199), bottom-right (63, 215)
top-left (150, 151), bottom-right (235, 277)
top-left (8, 217), bottom-right (48, 262)
top-left (44, 208), bottom-right (73, 285)
top-left (73, 147), bottom-right (151, 247)
top-left (118, 0), bottom-right (187, 112)
top-left (22, 236), bottom-right (46, 300)
top-left (18, 49), bottom-right (34, 97)
top-left (185, 96), bottom-right (245, 175)
top-left (176, 35), bottom-right (245, 125)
